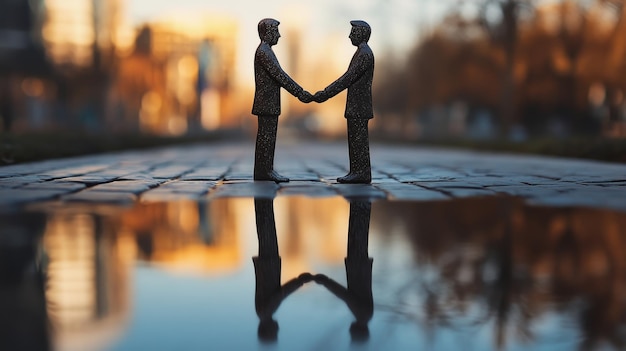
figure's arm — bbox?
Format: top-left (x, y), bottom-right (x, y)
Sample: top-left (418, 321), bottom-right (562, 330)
top-left (315, 52), bottom-right (371, 102)
top-left (314, 274), bottom-right (351, 302)
top-left (258, 49), bottom-right (308, 99)
top-left (281, 273), bottom-right (313, 296)
top-left (315, 273), bottom-right (372, 321)
top-left (259, 273), bottom-right (313, 317)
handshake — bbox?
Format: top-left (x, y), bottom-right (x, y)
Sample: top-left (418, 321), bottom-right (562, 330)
top-left (298, 90), bottom-right (330, 104)
top-left (296, 272), bottom-right (333, 285)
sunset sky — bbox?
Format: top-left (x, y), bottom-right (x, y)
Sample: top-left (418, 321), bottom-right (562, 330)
top-left (127, 0), bottom-right (448, 51)
top-left (125, 0), bottom-right (564, 87)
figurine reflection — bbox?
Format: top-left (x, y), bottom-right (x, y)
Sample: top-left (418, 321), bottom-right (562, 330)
top-left (252, 198), bottom-right (373, 342)
top-left (252, 198), bottom-right (313, 342)
top-left (315, 200), bottom-right (373, 342)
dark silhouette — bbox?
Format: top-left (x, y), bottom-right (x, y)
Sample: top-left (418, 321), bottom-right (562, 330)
top-left (0, 81), bottom-right (13, 132)
top-left (252, 18), bottom-right (313, 183)
top-left (314, 200), bottom-right (373, 342)
top-left (314, 21), bottom-right (374, 183)
top-left (0, 213), bottom-right (50, 351)
top-left (252, 198), bottom-right (313, 342)
top-left (252, 198), bottom-right (373, 343)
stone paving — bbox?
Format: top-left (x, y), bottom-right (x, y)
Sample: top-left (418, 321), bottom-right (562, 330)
top-left (1, 141), bottom-right (626, 212)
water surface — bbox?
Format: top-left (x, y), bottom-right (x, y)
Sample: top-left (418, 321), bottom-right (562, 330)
top-left (2, 196), bottom-right (626, 351)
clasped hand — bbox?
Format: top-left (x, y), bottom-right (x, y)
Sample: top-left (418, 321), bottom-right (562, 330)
top-left (298, 90), bottom-right (314, 103)
top-left (298, 90), bottom-right (328, 103)
top-left (297, 272), bottom-right (332, 285)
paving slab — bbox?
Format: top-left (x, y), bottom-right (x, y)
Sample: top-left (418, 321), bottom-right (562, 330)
top-left (140, 190), bottom-right (203, 203)
top-left (0, 189), bottom-right (68, 206)
top-left (89, 180), bottom-right (157, 194)
top-left (21, 182), bottom-right (87, 192)
top-left (62, 190), bottom-right (137, 204)
top-left (375, 183), bottom-right (449, 200)
top-left (180, 167), bottom-right (227, 181)
top-left (332, 184), bottom-right (387, 199)
top-left (208, 181), bottom-right (279, 199)
top-left (157, 180), bottom-right (217, 194)
top-left (147, 165), bottom-right (194, 179)
top-left (278, 181), bottom-right (338, 197)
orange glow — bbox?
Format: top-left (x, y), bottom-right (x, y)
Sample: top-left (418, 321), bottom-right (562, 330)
top-left (274, 196), bottom-right (349, 280)
top-left (43, 212), bottom-right (132, 351)
top-left (21, 78), bottom-right (45, 97)
top-left (42, 0), bottom-right (95, 66)
top-left (177, 55), bottom-right (198, 78)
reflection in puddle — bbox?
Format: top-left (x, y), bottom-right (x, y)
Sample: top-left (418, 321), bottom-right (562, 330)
top-left (253, 198), bottom-right (373, 343)
top-left (1, 196), bottom-right (626, 350)
top-left (373, 198), bottom-right (626, 350)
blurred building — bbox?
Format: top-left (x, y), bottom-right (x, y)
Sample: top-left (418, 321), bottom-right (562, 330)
top-left (115, 15), bottom-right (238, 135)
top-left (42, 0), bottom-right (126, 68)
top-left (43, 213), bottom-right (131, 351)
top-left (0, 0), bottom-right (48, 73)
top-left (118, 201), bottom-right (243, 274)
top-left (0, 0), bottom-right (51, 132)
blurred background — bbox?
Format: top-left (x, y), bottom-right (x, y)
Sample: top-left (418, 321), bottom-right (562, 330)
top-left (1, 0), bottom-right (626, 149)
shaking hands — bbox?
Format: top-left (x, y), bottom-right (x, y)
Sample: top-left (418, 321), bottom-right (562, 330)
top-left (298, 90), bottom-right (329, 103)
top-left (313, 91), bottom-right (328, 103)
top-left (298, 90), bottom-right (314, 103)
top-left (295, 272), bottom-right (333, 285)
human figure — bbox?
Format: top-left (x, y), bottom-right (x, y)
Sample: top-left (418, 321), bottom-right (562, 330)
top-left (252, 198), bottom-right (313, 342)
top-left (253, 18), bottom-right (313, 183)
top-left (314, 21), bottom-right (374, 184)
top-left (314, 200), bottom-right (373, 342)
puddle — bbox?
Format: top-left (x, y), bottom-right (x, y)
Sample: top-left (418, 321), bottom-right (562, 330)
top-left (2, 196), bottom-right (626, 350)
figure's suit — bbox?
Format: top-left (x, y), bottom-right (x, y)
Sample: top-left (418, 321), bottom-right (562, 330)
top-left (319, 35), bottom-right (374, 182)
top-left (252, 38), bottom-right (304, 181)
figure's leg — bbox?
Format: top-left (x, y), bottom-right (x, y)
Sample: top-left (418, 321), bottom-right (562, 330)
top-left (347, 200), bottom-right (371, 259)
top-left (345, 200), bottom-right (373, 341)
top-left (338, 119), bottom-right (371, 184)
top-left (252, 198), bottom-right (281, 341)
top-left (254, 116), bottom-right (289, 182)
top-left (254, 198), bottom-right (279, 257)
top-left (254, 115), bottom-right (276, 178)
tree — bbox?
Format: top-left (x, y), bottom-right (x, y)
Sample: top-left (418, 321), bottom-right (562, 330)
top-left (478, 0), bottom-right (535, 137)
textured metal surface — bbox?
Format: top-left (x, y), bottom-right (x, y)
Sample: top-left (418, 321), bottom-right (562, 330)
top-left (252, 19), bottom-right (312, 182)
top-left (314, 21), bottom-right (375, 183)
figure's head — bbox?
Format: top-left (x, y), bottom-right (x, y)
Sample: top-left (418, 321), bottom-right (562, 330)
top-left (258, 318), bottom-right (279, 343)
top-left (258, 18), bottom-right (281, 46)
top-left (349, 20), bottom-right (371, 46)
top-left (349, 320), bottom-right (370, 342)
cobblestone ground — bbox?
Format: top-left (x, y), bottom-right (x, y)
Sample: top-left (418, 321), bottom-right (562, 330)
top-left (1, 141), bottom-right (625, 212)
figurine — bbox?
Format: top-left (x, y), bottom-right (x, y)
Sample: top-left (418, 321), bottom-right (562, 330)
top-left (314, 21), bottom-right (374, 184)
top-left (252, 18), bottom-right (313, 183)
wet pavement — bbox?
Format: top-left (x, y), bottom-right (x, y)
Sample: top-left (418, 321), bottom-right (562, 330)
top-left (0, 141), bottom-right (625, 211)
top-left (2, 141), bottom-right (626, 350)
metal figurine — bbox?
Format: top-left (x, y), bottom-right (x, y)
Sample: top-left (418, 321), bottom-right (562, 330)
top-left (314, 21), bottom-right (374, 184)
top-left (252, 18), bottom-right (313, 183)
